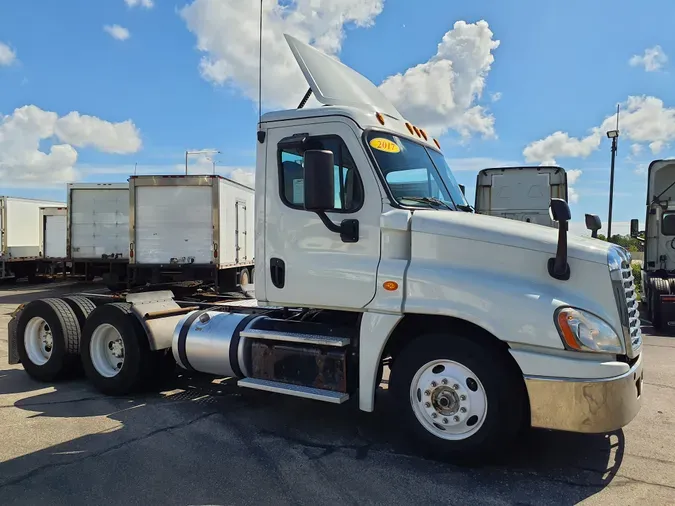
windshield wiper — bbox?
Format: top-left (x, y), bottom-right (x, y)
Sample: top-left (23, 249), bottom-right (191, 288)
top-left (400, 196), bottom-right (453, 210)
top-left (456, 204), bottom-right (474, 213)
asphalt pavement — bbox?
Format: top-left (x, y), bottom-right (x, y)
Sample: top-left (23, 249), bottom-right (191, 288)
top-left (0, 281), bottom-right (673, 505)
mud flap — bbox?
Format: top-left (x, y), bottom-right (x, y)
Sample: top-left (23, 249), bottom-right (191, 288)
top-left (7, 304), bottom-right (24, 365)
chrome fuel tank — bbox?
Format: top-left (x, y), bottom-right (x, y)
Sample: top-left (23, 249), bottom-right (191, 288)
top-left (171, 311), bottom-right (263, 377)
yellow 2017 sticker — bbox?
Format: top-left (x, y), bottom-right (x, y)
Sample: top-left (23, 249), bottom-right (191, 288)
top-left (369, 138), bottom-right (401, 153)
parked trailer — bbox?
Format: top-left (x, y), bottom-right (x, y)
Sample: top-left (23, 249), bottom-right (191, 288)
top-left (37, 206), bottom-right (68, 278)
top-left (8, 35), bottom-right (643, 463)
top-left (67, 183), bottom-right (130, 290)
top-left (128, 174), bottom-right (255, 291)
top-left (0, 196), bottom-right (66, 281)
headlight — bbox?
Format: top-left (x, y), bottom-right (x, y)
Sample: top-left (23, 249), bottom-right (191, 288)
top-left (555, 307), bottom-right (624, 354)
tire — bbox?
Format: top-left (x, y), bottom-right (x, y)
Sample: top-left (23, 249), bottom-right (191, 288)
top-left (62, 296), bottom-right (97, 334)
top-left (651, 277), bottom-right (670, 330)
top-left (80, 303), bottom-right (154, 395)
top-left (389, 333), bottom-right (526, 463)
top-left (16, 298), bottom-right (81, 382)
top-left (250, 268), bottom-right (255, 284)
top-left (239, 268), bottom-right (250, 286)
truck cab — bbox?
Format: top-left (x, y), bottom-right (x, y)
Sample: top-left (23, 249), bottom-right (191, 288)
top-left (631, 159), bottom-right (675, 330)
top-left (10, 34), bottom-right (644, 462)
top-left (474, 166), bottom-right (568, 227)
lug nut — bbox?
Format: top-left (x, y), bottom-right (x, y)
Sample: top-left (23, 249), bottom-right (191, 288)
top-left (460, 395), bottom-right (466, 401)
top-left (460, 407), bottom-right (467, 413)
top-left (442, 418), bottom-right (449, 424)
top-left (425, 402), bottom-right (431, 408)
top-left (431, 413), bottom-right (438, 419)
top-left (453, 416), bottom-right (460, 422)
top-left (431, 381), bottom-right (438, 387)
top-left (424, 390), bottom-right (431, 396)
top-left (441, 378), bottom-right (448, 385)
top-left (453, 384), bottom-right (460, 390)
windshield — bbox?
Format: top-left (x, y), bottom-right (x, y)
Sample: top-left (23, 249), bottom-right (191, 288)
top-left (365, 131), bottom-right (470, 210)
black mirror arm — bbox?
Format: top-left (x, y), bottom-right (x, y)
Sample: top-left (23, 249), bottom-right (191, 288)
top-left (548, 220), bottom-right (571, 280)
top-left (315, 211), bottom-right (359, 243)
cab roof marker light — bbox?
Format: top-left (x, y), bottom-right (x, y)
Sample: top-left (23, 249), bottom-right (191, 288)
top-left (405, 123), bottom-right (414, 135)
top-left (434, 139), bottom-right (441, 149)
top-left (420, 129), bottom-right (428, 141)
top-left (376, 112), bottom-right (385, 125)
top-left (413, 126), bottom-right (421, 137)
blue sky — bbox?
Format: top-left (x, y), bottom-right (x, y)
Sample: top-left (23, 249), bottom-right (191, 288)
top-left (1, 0), bottom-right (674, 235)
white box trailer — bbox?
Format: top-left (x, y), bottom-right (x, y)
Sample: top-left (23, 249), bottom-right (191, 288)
top-left (128, 174), bottom-right (254, 290)
top-left (0, 197), bottom-right (66, 280)
top-left (474, 166), bottom-right (568, 228)
top-left (39, 206), bottom-right (67, 259)
top-left (67, 183), bottom-right (130, 288)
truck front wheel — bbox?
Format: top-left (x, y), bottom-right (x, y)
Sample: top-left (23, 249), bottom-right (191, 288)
top-left (390, 333), bottom-right (526, 462)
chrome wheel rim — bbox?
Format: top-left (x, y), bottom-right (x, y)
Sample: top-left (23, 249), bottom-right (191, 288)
top-left (410, 359), bottom-right (488, 440)
top-left (90, 324), bottom-right (125, 378)
top-left (24, 317), bottom-right (53, 366)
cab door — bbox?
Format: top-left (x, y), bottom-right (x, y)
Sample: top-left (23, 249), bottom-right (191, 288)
top-left (263, 120), bottom-right (383, 309)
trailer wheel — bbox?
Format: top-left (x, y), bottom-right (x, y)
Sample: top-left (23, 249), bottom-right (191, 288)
top-left (390, 333), bottom-right (525, 462)
top-left (16, 298), bottom-right (81, 382)
top-left (239, 268), bottom-right (250, 286)
top-left (81, 303), bottom-right (153, 395)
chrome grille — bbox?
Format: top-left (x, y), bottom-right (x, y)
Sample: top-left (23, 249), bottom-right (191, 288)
top-left (619, 255), bottom-right (642, 354)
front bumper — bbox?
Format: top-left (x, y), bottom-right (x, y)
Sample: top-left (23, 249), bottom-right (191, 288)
top-left (524, 353), bottom-right (643, 433)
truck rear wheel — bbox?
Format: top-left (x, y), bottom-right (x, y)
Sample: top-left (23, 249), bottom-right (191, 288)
top-left (81, 303), bottom-right (153, 395)
top-left (16, 298), bottom-right (81, 382)
top-left (62, 296), bottom-right (97, 333)
top-left (390, 333), bottom-right (526, 462)
top-left (650, 277), bottom-right (670, 330)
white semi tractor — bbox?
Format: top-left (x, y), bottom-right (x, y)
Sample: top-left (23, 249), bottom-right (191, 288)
top-left (8, 35), bottom-right (643, 460)
top-left (631, 159), bottom-right (675, 331)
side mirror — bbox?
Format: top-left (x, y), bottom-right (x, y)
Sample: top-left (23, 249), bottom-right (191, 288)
top-left (549, 198), bottom-right (571, 222)
top-left (548, 198), bottom-right (571, 281)
top-left (630, 219), bottom-right (639, 238)
top-left (303, 150), bottom-right (335, 211)
top-left (459, 184), bottom-right (466, 196)
top-left (585, 213), bottom-right (602, 239)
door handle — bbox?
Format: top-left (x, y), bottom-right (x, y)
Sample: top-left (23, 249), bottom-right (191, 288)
top-left (270, 258), bottom-right (285, 289)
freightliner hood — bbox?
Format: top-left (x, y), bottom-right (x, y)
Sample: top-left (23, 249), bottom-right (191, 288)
top-left (411, 210), bottom-right (613, 265)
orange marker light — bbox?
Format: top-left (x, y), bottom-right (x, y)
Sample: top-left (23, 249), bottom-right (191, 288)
top-left (406, 123), bottom-right (414, 135)
top-left (433, 138), bottom-right (441, 149)
top-left (420, 129), bottom-right (428, 141)
top-left (413, 126), bottom-right (421, 137)
top-left (376, 112), bottom-right (385, 125)
top-left (383, 281), bottom-right (399, 291)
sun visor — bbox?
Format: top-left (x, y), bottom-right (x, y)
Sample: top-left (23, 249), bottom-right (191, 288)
top-left (284, 34), bottom-right (403, 120)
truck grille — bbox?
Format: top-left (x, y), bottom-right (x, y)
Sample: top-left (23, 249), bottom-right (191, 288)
top-left (619, 256), bottom-right (642, 354)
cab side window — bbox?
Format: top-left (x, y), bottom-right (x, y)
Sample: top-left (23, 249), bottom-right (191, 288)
top-left (278, 136), bottom-right (364, 213)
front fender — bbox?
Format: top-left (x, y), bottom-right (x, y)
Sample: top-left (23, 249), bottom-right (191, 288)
top-left (403, 258), bottom-right (618, 350)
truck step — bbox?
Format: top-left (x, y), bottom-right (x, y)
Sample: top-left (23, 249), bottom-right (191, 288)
top-left (240, 329), bottom-right (350, 347)
top-left (237, 378), bottom-right (350, 404)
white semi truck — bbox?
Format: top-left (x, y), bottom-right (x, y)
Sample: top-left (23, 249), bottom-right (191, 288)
top-left (8, 35), bottom-right (643, 460)
top-left (631, 159), bottom-right (675, 331)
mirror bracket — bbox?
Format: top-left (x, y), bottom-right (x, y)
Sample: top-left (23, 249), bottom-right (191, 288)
top-left (315, 212), bottom-right (359, 243)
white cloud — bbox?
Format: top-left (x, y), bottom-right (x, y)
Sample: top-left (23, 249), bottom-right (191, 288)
top-left (104, 25), bottom-right (131, 41)
top-left (181, 0), bottom-right (383, 109)
top-left (125, 0), bottom-right (154, 8)
top-left (631, 143), bottom-right (643, 156)
top-left (0, 105), bottom-right (142, 186)
top-left (566, 168), bottom-right (582, 204)
top-left (490, 92), bottom-right (502, 102)
top-left (446, 157), bottom-right (520, 172)
top-left (629, 45), bottom-right (668, 72)
top-left (523, 96), bottom-right (675, 163)
top-left (0, 42), bottom-right (17, 66)
top-left (379, 20), bottom-right (500, 138)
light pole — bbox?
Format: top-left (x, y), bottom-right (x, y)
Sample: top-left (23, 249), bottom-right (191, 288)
top-left (606, 104), bottom-right (620, 240)
top-left (185, 150), bottom-right (220, 175)
top-left (205, 156), bottom-right (219, 175)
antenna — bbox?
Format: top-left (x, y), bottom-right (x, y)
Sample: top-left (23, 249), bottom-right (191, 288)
top-left (134, 162), bottom-right (137, 176)
top-left (258, 0), bottom-right (263, 126)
